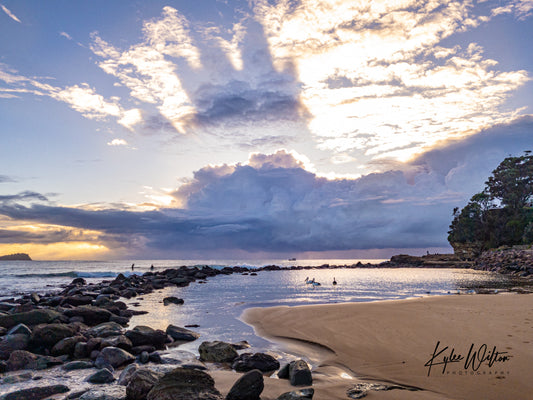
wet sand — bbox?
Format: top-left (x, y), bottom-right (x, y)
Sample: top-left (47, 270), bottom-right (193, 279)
top-left (244, 294), bottom-right (533, 400)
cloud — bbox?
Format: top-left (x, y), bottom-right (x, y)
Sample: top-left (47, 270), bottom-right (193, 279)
top-left (0, 65), bottom-right (142, 130)
top-left (0, 175), bottom-right (16, 183)
top-left (1, 117), bottom-right (530, 257)
top-left (88, 7), bottom-right (306, 139)
top-left (1, 4), bottom-right (21, 23)
top-left (59, 31), bottom-right (73, 40)
top-left (0, 191), bottom-right (49, 203)
top-left (253, 0), bottom-right (530, 161)
top-left (107, 138), bottom-right (128, 146)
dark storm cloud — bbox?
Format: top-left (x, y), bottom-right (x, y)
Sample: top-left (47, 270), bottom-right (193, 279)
top-left (0, 117), bottom-right (531, 255)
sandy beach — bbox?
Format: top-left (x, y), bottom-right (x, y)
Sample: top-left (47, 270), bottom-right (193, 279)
top-left (244, 293), bottom-right (533, 400)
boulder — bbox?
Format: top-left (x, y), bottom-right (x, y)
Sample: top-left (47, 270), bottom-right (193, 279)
top-left (146, 367), bottom-right (223, 400)
top-left (0, 334), bottom-right (30, 360)
top-left (0, 309), bottom-right (62, 329)
top-left (226, 369), bottom-right (264, 400)
top-left (165, 325), bottom-right (200, 342)
top-left (62, 360), bottom-right (94, 371)
top-left (162, 297), bottom-right (184, 306)
top-left (99, 346), bottom-right (135, 368)
top-left (87, 368), bottom-right (115, 384)
top-left (276, 388), bottom-right (314, 400)
top-left (198, 341), bottom-right (238, 363)
top-left (31, 323), bottom-right (78, 348)
top-left (63, 306), bottom-right (112, 326)
top-left (79, 386), bottom-right (126, 400)
top-left (117, 363), bottom-right (139, 386)
top-left (125, 326), bottom-right (167, 349)
top-left (100, 335), bottom-right (132, 351)
top-left (289, 360), bottom-right (312, 386)
top-left (61, 295), bottom-right (94, 306)
top-left (87, 321), bottom-right (124, 338)
top-left (7, 323), bottom-right (32, 336)
top-left (51, 335), bottom-right (84, 356)
top-left (231, 352), bottom-right (280, 372)
top-left (6, 350), bottom-right (63, 371)
top-left (126, 368), bottom-right (163, 400)
top-left (0, 384), bottom-right (69, 400)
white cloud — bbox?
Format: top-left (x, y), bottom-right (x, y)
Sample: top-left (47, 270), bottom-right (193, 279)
top-left (254, 0), bottom-right (530, 161)
top-left (59, 31), bottom-right (73, 40)
top-left (107, 138), bottom-right (128, 146)
top-left (1, 4), bottom-right (21, 23)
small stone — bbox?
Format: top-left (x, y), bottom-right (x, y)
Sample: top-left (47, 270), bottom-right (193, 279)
top-left (198, 341), bottom-right (238, 363)
top-left (165, 325), bottom-right (200, 342)
top-left (0, 384), bottom-right (70, 400)
top-left (62, 360), bottom-right (94, 371)
top-left (162, 297), bottom-right (184, 306)
top-left (87, 368), bottom-right (115, 384)
top-left (276, 388), bottom-right (314, 400)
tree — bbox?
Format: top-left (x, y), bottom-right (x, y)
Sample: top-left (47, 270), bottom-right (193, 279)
top-left (448, 152), bottom-right (533, 258)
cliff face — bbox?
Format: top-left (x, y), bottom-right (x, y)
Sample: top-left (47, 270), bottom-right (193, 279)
top-left (0, 253), bottom-right (32, 261)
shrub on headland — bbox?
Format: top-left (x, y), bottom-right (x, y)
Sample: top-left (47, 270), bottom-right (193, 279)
top-left (448, 152), bottom-right (533, 259)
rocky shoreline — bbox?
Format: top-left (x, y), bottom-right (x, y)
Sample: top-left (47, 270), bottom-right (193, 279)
top-left (1, 257), bottom-right (532, 399)
top-left (0, 266), bottom-right (316, 400)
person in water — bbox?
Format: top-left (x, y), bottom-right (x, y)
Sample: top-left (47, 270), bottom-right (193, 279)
top-left (150, 264), bottom-right (154, 270)
top-left (131, 263), bottom-right (135, 271)
top-left (333, 277), bottom-right (337, 285)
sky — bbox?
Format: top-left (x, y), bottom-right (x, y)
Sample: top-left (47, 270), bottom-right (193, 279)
top-left (0, 0), bottom-right (532, 260)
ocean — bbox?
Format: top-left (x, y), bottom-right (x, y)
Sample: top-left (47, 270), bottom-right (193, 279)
top-left (0, 259), bottom-right (515, 353)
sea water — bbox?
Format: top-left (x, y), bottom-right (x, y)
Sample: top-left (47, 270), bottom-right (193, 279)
top-left (0, 259), bottom-right (518, 396)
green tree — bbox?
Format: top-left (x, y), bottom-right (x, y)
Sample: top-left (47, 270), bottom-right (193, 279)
top-left (448, 152), bottom-right (533, 257)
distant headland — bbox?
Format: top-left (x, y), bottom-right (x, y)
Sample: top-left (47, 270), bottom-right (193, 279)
top-left (0, 253), bottom-right (32, 261)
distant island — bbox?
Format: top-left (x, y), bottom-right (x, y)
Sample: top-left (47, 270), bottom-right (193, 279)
top-left (0, 253), bottom-right (32, 261)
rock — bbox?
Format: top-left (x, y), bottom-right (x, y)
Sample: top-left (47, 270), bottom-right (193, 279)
top-left (0, 360), bottom-right (6, 372)
top-left (63, 306), bottom-right (112, 326)
top-left (226, 369), bottom-right (264, 400)
top-left (62, 295), bottom-right (95, 306)
top-left (289, 360), bottom-right (312, 386)
top-left (0, 372), bottom-right (32, 384)
top-left (148, 352), bottom-right (162, 364)
top-left (146, 367), bottom-right (223, 400)
top-left (100, 335), bottom-right (132, 351)
top-left (131, 345), bottom-right (156, 355)
top-left (0, 309), bottom-right (62, 329)
top-left (62, 360), bottom-right (94, 371)
top-left (276, 388), bottom-right (314, 400)
top-left (162, 297), bottom-right (184, 306)
top-left (139, 351), bottom-right (150, 364)
top-left (165, 325), bottom-right (200, 342)
top-left (0, 334), bottom-right (30, 360)
top-left (231, 341), bottom-right (250, 350)
top-left (125, 326), bottom-right (167, 349)
top-left (74, 341), bottom-right (89, 359)
top-left (126, 368), bottom-right (163, 400)
top-left (198, 341), bottom-right (238, 363)
top-left (117, 363), bottom-right (139, 386)
top-left (99, 346), bottom-right (135, 368)
top-left (79, 386), bottom-right (126, 400)
top-left (31, 323), bottom-right (78, 348)
top-left (87, 321), bottom-right (124, 338)
top-left (51, 335), bottom-right (84, 356)
top-left (278, 363), bottom-right (290, 379)
top-left (7, 350), bottom-right (63, 371)
top-left (87, 368), bottom-right (115, 384)
top-left (0, 384), bottom-right (69, 400)
top-left (7, 323), bottom-right (32, 336)
top-left (71, 277), bottom-right (87, 286)
top-left (231, 352), bottom-right (280, 372)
